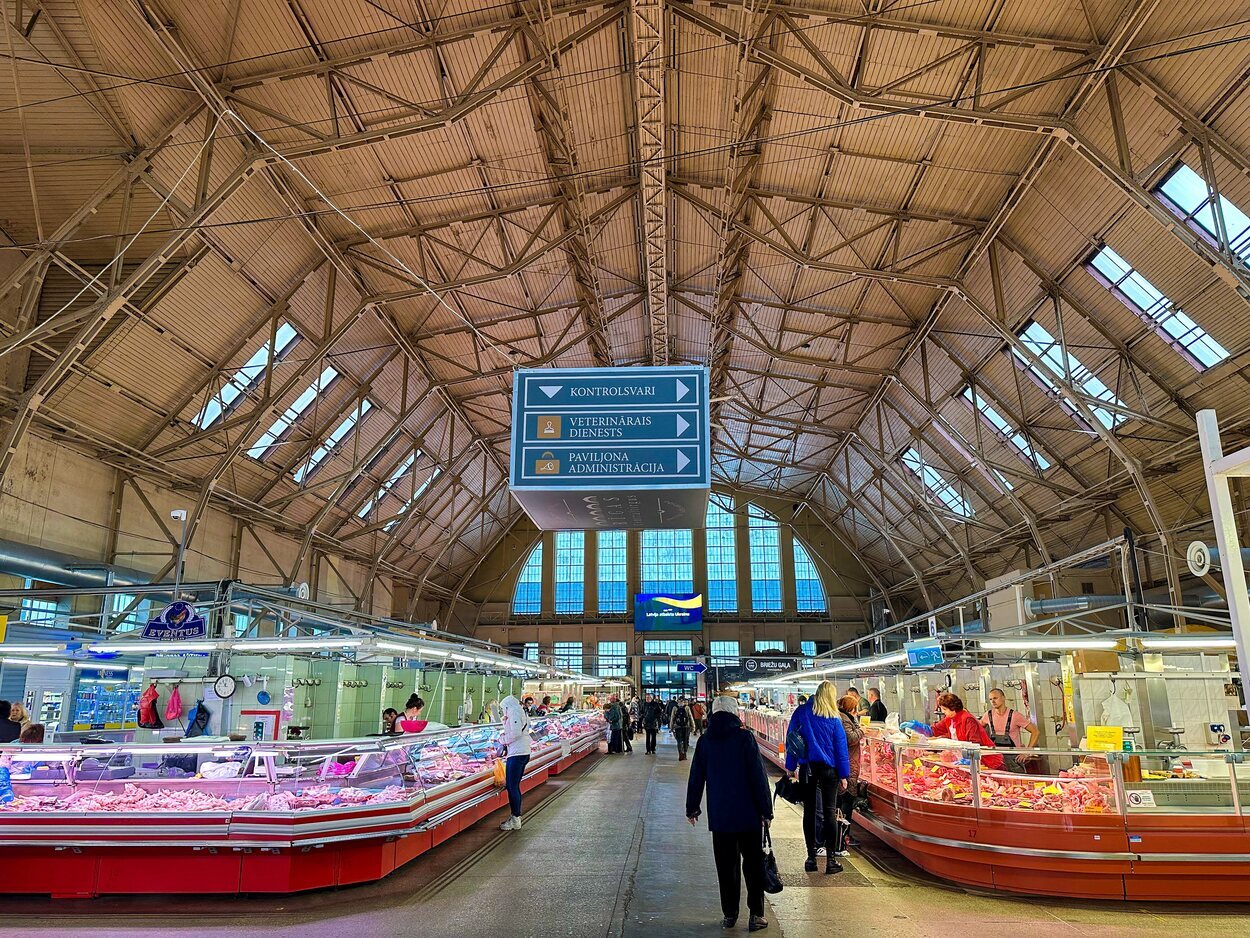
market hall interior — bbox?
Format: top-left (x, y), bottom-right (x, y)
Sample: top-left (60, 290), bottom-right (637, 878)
top-left (0, 738), bottom-right (1245, 938)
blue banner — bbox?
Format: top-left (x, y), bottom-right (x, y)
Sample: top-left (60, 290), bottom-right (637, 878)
top-left (634, 593), bottom-right (703, 632)
top-left (142, 601), bottom-right (208, 641)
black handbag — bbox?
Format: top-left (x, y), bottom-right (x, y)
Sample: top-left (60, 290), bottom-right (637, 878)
top-left (774, 774), bottom-right (807, 806)
top-left (762, 829), bottom-right (783, 894)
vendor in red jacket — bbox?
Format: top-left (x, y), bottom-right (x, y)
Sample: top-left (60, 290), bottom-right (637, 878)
top-left (931, 692), bottom-right (1004, 771)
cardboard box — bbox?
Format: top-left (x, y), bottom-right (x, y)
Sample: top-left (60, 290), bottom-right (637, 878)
top-left (1072, 649), bottom-right (1120, 674)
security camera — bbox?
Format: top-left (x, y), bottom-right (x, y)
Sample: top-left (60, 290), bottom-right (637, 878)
top-left (171, 509), bottom-right (187, 522)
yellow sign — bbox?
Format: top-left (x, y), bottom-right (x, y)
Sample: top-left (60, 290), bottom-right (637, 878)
top-left (1086, 725), bottom-right (1124, 751)
top-left (0, 614), bottom-right (7, 644)
top-left (534, 452), bottom-right (560, 474)
top-left (537, 416), bottom-right (562, 438)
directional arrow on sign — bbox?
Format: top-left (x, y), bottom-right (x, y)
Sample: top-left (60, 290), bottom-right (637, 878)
top-left (539, 385), bottom-right (562, 398)
top-left (675, 379), bottom-right (689, 402)
top-left (676, 662), bottom-right (707, 674)
top-left (676, 414), bottom-right (690, 436)
top-left (676, 450), bottom-right (690, 472)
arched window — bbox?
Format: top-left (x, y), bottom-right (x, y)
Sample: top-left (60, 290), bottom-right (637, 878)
top-left (705, 494), bottom-right (737, 613)
top-left (748, 503), bottom-right (782, 612)
top-left (512, 541), bottom-right (543, 615)
top-left (640, 528), bottom-right (693, 594)
top-left (793, 538), bottom-right (827, 613)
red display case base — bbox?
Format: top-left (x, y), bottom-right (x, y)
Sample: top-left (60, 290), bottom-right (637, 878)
top-left (0, 744), bottom-right (599, 898)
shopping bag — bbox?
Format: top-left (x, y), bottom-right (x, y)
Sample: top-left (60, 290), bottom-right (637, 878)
top-left (773, 774), bottom-right (807, 805)
top-left (762, 829), bottom-right (783, 894)
top-left (492, 758), bottom-right (506, 788)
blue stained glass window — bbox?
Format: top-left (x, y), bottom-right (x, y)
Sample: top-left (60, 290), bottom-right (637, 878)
top-left (597, 530), bottom-right (627, 615)
top-left (705, 494), bottom-right (738, 613)
top-left (748, 503), bottom-right (782, 612)
top-left (754, 640), bottom-right (785, 653)
top-left (554, 531), bottom-right (585, 615)
top-left (553, 641), bottom-right (583, 673)
top-left (640, 529), bottom-right (693, 595)
top-left (793, 539), bottom-right (827, 613)
top-left (710, 640), bottom-right (739, 666)
top-left (522, 642), bottom-right (539, 662)
top-left (597, 641), bottom-right (627, 677)
top-left (513, 542), bottom-right (543, 615)
top-left (1088, 244), bottom-right (1228, 369)
top-left (644, 639), bottom-right (693, 656)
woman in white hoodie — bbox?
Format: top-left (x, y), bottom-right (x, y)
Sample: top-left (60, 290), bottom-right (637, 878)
top-left (498, 695), bottom-right (532, 831)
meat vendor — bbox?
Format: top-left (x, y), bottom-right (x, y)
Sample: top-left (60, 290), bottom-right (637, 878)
top-left (930, 692), bottom-right (1004, 771)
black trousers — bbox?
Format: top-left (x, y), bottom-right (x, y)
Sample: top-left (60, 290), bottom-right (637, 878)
top-left (838, 787), bottom-right (857, 830)
top-left (711, 830), bottom-right (765, 919)
top-left (802, 762), bottom-right (840, 857)
top-left (674, 728), bottom-right (690, 756)
top-left (644, 726), bottom-right (658, 752)
top-left (623, 726), bottom-right (633, 752)
top-left (608, 728), bottom-right (623, 753)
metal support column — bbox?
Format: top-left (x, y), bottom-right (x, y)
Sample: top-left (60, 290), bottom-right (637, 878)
top-left (1196, 409), bottom-right (1250, 702)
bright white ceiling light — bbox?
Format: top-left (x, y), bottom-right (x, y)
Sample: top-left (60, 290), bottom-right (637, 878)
top-left (1140, 635), bottom-right (1236, 650)
top-left (74, 662), bottom-right (131, 671)
top-left (87, 641), bottom-right (219, 653)
top-left (232, 638), bottom-right (363, 651)
top-left (977, 637), bottom-right (1119, 651)
top-left (0, 644), bottom-right (64, 654)
top-left (2, 657), bottom-right (68, 668)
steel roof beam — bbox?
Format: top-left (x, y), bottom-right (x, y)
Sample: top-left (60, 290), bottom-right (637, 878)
top-left (628, 0), bottom-right (670, 362)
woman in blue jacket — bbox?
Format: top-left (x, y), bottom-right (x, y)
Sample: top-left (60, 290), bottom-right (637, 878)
top-left (785, 680), bottom-right (850, 874)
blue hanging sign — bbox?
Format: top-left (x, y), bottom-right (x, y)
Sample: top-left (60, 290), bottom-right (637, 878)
top-left (141, 601), bottom-right (208, 641)
top-left (904, 638), bottom-right (944, 670)
top-left (510, 366), bottom-right (711, 529)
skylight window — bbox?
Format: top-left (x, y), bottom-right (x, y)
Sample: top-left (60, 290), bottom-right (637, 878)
top-left (1088, 245), bottom-right (1228, 370)
top-left (293, 399), bottom-right (374, 483)
top-left (383, 467), bottom-right (442, 532)
top-left (1156, 162), bottom-right (1250, 263)
top-left (1014, 321), bottom-right (1124, 430)
top-left (194, 323), bottom-right (300, 428)
top-left (357, 451), bottom-right (417, 520)
top-left (961, 387), bottom-right (1051, 472)
top-left (248, 365), bottom-right (339, 460)
top-left (901, 447), bottom-right (974, 519)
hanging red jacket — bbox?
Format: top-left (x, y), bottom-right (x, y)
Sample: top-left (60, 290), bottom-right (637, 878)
top-left (137, 683), bottom-right (163, 729)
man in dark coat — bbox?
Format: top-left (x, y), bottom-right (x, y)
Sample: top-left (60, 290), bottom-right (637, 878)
top-left (686, 696), bottom-right (773, 932)
top-left (642, 693), bottom-right (664, 754)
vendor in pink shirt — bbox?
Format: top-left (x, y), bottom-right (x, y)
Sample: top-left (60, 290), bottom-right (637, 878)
top-left (981, 688), bottom-right (1039, 770)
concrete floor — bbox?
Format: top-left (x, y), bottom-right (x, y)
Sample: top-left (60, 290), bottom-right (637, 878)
top-left (1, 733), bottom-right (1247, 936)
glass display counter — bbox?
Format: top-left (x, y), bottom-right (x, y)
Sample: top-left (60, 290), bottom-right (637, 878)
top-left (743, 711), bottom-right (1250, 901)
top-left (0, 710), bottom-right (604, 897)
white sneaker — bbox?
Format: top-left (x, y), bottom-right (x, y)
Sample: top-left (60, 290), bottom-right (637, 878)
top-left (512, 815), bottom-right (522, 829)
top-left (500, 816), bottom-right (518, 831)
top-left (816, 847), bottom-right (826, 856)
top-left (835, 850), bottom-right (850, 857)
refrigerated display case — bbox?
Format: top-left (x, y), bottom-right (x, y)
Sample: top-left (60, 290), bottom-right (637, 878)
top-left (743, 710), bottom-right (1250, 901)
top-left (0, 709), bottom-right (605, 897)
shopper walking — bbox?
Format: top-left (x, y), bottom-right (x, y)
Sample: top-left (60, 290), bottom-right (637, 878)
top-left (691, 698), bottom-right (706, 736)
top-left (785, 680), bottom-right (850, 874)
top-left (498, 695), bottom-right (531, 831)
top-left (642, 693), bottom-right (663, 754)
top-left (836, 694), bottom-right (864, 852)
top-left (620, 698), bottom-right (634, 753)
top-left (671, 697), bottom-right (694, 761)
top-left (686, 696), bottom-right (772, 931)
top-left (866, 688), bottom-right (887, 722)
top-left (605, 696), bottom-right (624, 753)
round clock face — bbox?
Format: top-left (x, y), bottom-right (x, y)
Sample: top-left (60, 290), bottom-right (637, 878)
top-left (214, 674), bottom-right (237, 699)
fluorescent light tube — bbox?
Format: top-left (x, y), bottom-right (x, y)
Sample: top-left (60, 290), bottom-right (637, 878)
top-left (2, 657), bottom-right (68, 667)
top-left (232, 638), bottom-right (363, 651)
top-left (977, 638), bottom-right (1119, 651)
top-left (1140, 636), bottom-right (1237, 650)
top-left (0, 644), bottom-right (63, 654)
top-left (74, 662), bottom-right (131, 671)
top-left (88, 642), bottom-right (219, 653)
